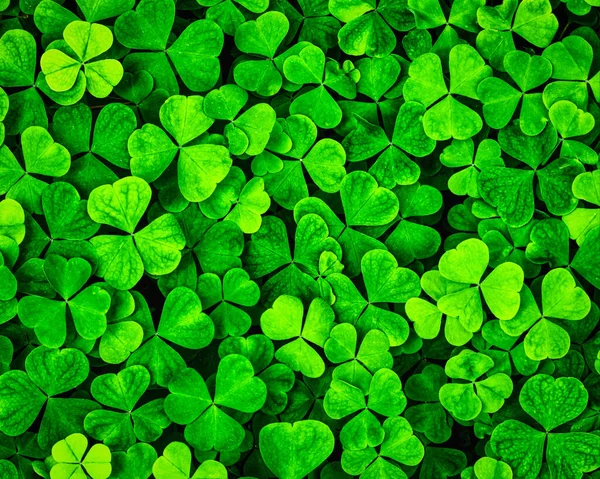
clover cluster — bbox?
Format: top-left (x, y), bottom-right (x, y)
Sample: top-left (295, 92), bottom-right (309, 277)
top-left (0, 0), bottom-right (599, 478)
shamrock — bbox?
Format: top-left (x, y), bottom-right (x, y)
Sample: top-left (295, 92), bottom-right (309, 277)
top-left (84, 365), bottom-right (170, 450)
top-left (478, 51), bottom-right (552, 135)
top-left (342, 109), bottom-right (433, 189)
top-left (164, 355), bottom-right (266, 452)
top-left (349, 55), bottom-right (405, 131)
top-left (479, 218), bottom-right (542, 278)
top-left (324, 368), bottom-right (408, 449)
top-left (203, 85), bottom-right (277, 157)
top-left (233, 12), bottom-right (290, 97)
top-left (0, 346), bottom-right (97, 451)
top-left (403, 364), bottom-right (452, 444)
top-left (50, 102), bottom-right (137, 196)
top-left (476, 0), bottom-right (559, 70)
top-left (542, 36), bottom-right (596, 111)
top-left (326, 248), bottom-right (420, 346)
top-left (18, 254), bottom-right (110, 348)
top-left (340, 416), bottom-right (424, 478)
top-left (40, 21), bottom-right (123, 104)
top-left (244, 214), bottom-right (342, 305)
top-left (436, 238), bottom-right (525, 332)
top-left (439, 350), bottom-right (513, 421)
top-left (440, 139), bottom-right (504, 198)
top-left (113, 71), bottom-right (170, 126)
top-left (153, 442), bottom-right (227, 479)
top-left (261, 295), bottom-right (334, 378)
top-left (491, 374), bottom-right (600, 479)
top-left (87, 176), bottom-right (186, 290)
top-left (259, 420), bottom-right (335, 479)
top-left (115, 0), bottom-right (223, 93)
top-left (325, 323), bottom-right (393, 393)
top-left (50, 433), bottom-right (111, 479)
top-left (294, 0), bottom-right (341, 51)
top-left (200, 171), bottom-right (270, 234)
top-left (403, 45), bottom-right (491, 141)
top-left (478, 122), bottom-right (584, 227)
top-left (408, 0), bottom-right (484, 64)
top-left (329, 0), bottom-right (415, 57)
top-left (500, 268), bottom-right (591, 360)
top-left (383, 183), bottom-right (443, 265)
top-left (256, 114), bottom-right (346, 208)
top-left (293, 171), bottom-right (398, 276)
top-left (0, 126), bottom-right (70, 214)
top-left (406, 270), bottom-right (473, 346)
top-left (197, 268), bottom-right (259, 338)
top-left (282, 44), bottom-right (359, 128)
top-left (129, 95), bottom-right (232, 203)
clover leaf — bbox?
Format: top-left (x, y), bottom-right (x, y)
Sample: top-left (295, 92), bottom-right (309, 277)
top-left (116, 0), bottom-right (223, 93)
top-left (501, 268), bottom-right (591, 360)
top-left (0, 346), bottom-right (89, 438)
top-left (403, 45), bottom-right (490, 141)
top-left (439, 350), bottom-right (513, 421)
top-left (0, 126), bottom-right (70, 214)
top-left (164, 354), bottom-right (266, 452)
top-left (329, 0), bottom-right (414, 57)
top-left (18, 254), bottom-right (110, 348)
top-left (85, 365), bottom-right (169, 450)
top-left (197, 268), bottom-right (259, 338)
top-left (88, 176), bottom-right (185, 290)
top-left (491, 374), bottom-right (600, 479)
top-left (261, 295), bottom-right (334, 378)
top-left (40, 21), bottom-right (123, 103)
top-left (50, 433), bottom-right (111, 479)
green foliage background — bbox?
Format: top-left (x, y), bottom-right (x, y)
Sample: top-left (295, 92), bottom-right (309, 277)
top-left (0, 0), bottom-right (599, 478)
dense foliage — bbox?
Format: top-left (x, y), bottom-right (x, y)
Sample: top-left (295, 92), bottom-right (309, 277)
top-left (0, 0), bottom-right (599, 478)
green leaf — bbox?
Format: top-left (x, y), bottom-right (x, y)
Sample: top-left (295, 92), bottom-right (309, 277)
top-left (341, 171), bottom-right (398, 226)
top-left (88, 177), bottom-right (151, 233)
top-left (22, 126), bottom-right (70, 177)
top-left (423, 95), bottom-right (483, 141)
top-left (362, 249), bottom-right (421, 303)
top-left (490, 420), bottom-right (545, 479)
top-left (478, 167), bottom-right (535, 228)
top-left (115, 0), bottom-right (175, 50)
top-left (214, 354), bottom-right (266, 412)
top-left (0, 30), bottom-right (37, 87)
top-left (167, 20), bottom-right (223, 92)
top-left (512, 0), bottom-right (558, 48)
top-left (259, 420), bottom-right (335, 479)
top-left (520, 374), bottom-right (588, 431)
top-left (549, 100), bottom-right (595, 138)
top-left (157, 287), bottom-right (214, 349)
top-left (235, 11), bottom-right (289, 58)
top-left (91, 365), bottom-right (150, 411)
top-left (542, 267), bottom-right (591, 320)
